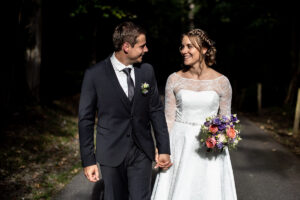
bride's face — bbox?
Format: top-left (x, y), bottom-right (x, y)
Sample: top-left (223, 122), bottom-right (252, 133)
top-left (179, 35), bottom-right (201, 67)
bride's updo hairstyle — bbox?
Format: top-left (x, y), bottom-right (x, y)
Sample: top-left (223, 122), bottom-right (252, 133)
top-left (184, 29), bottom-right (217, 66)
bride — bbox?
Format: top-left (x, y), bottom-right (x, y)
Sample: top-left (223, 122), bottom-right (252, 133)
top-left (151, 29), bottom-right (237, 200)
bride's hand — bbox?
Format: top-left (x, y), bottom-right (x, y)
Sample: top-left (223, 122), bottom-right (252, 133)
top-left (157, 154), bottom-right (173, 170)
top-left (155, 148), bottom-right (159, 161)
top-left (154, 148), bottom-right (159, 169)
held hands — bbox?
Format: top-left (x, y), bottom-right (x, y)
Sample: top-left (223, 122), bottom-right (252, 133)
top-left (155, 148), bottom-right (173, 170)
top-left (84, 164), bottom-right (100, 182)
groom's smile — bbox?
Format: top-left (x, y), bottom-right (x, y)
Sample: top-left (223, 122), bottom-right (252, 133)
top-left (128, 34), bottom-right (148, 63)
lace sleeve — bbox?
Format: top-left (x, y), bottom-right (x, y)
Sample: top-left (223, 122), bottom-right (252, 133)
top-left (164, 73), bottom-right (177, 132)
top-left (218, 76), bottom-right (232, 116)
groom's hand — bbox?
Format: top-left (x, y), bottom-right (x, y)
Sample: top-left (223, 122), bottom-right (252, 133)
top-left (84, 164), bottom-right (100, 182)
top-left (155, 154), bottom-right (172, 170)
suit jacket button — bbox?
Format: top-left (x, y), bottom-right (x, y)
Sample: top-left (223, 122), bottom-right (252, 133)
top-left (127, 133), bottom-right (130, 137)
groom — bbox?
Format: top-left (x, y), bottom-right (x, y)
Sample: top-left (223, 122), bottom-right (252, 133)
top-left (78, 21), bottom-right (172, 200)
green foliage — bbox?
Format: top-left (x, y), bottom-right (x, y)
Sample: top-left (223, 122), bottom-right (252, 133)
top-left (70, 0), bottom-right (136, 19)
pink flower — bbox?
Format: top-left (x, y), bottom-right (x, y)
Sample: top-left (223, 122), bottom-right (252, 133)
top-left (209, 125), bottom-right (218, 134)
top-left (226, 127), bottom-right (236, 138)
top-left (206, 137), bottom-right (217, 148)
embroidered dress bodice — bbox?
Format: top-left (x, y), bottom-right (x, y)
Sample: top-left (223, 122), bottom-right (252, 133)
top-left (164, 72), bottom-right (232, 131)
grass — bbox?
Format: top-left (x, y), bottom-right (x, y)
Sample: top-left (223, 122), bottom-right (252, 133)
top-left (0, 95), bottom-right (82, 200)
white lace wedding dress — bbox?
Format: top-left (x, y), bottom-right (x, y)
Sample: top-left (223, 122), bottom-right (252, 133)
top-left (151, 72), bottom-right (237, 200)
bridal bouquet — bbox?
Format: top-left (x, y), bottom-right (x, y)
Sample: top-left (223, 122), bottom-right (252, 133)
top-left (197, 114), bottom-right (242, 153)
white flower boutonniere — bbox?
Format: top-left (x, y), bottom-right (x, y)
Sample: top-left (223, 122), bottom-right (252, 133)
top-left (141, 82), bottom-right (150, 95)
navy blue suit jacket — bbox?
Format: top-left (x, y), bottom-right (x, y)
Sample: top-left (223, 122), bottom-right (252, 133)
top-left (78, 56), bottom-right (170, 167)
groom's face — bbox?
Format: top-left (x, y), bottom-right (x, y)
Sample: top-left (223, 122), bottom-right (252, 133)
top-left (127, 34), bottom-right (148, 64)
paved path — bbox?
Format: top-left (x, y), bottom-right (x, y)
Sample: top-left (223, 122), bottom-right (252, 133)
top-left (230, 116), bottom-right (300, 200)
top-left (53, 116), bottom-right (300, 200)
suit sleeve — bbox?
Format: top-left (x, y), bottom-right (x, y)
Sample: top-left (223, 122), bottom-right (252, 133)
top-left (78, 68), bottom-right (97, 167)
top-left (148, 66), bottom-right (171, 155)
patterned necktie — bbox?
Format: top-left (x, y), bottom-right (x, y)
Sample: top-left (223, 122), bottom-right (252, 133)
top-left (122, 68), bottom-right (134, 101)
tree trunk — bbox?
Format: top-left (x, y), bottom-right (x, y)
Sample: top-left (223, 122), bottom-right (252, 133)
top-left (284, 16), bottom-right (300, 105)
top-left (257, 83), bottom-right (262, 115)
top-left (25, 0), bottom-right (42, 102)
top-left (293, 88), bottom-right (300, 137)
top-left (188, 0), bottom-right (195, 29)
top-left (284, 52), bottom-right (300, 106)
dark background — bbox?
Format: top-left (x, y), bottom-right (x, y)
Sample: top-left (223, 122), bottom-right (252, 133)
top-left (6, 0), bottom-right (300, 117)
top-left (2, 1), bottom-right (299, 198)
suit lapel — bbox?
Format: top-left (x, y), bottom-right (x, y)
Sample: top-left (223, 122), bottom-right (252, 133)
top-left (104, 58), bottom-right (131, 111)
top-left (132, 64), bottom-right (142, 111)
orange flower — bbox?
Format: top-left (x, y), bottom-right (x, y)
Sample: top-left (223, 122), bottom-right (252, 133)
top-left (206, 137), bottom-right (217, 148)
top-left (209, 125), bottom-right (218, 134)
top-left (226, 127), bottom-right (236, 138)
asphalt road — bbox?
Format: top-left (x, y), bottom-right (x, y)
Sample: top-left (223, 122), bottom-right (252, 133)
top-left (53, 116), bottom-right (300, 200)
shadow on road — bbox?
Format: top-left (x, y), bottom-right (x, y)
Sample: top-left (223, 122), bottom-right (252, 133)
top-left (233, 146), bottom-right (296, 177)
top-left (92, 179), bottom-right (104, 200)
top-left (90, 170), bottom-right (159, 200)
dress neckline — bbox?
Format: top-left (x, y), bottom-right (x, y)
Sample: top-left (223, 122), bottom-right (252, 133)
top-left (174, 72), bottom-right (224, 81)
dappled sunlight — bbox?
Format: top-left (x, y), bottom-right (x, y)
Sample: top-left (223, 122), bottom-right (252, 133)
top-left (0, 98), bottom-right (81, 199)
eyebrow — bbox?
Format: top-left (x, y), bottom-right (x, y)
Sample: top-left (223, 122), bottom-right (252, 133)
top-left (181, 43), bottom-right (193, 46)
top-left (140, 43), bottom-right (146, 47)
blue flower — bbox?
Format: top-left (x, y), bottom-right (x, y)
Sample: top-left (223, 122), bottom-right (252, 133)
top-left (231, 114), bottom-right (238, 123)
top-left (218, 124), bottom-right (226, 131)
top-left (216, 142), bottom-right (223, 149)
top-left (204, 121), bottom-right (211, 127)
top-left (222, 115), bottom-right (229, 122)
top-left (212, 118), bottom-right (222, 125)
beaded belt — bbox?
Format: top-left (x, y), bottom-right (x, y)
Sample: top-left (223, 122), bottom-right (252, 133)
top-left (175, 119), bottom-right (202, 126)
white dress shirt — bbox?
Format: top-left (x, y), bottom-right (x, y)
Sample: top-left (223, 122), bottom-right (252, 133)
top-left (110, 53), bottom-right (135, 97)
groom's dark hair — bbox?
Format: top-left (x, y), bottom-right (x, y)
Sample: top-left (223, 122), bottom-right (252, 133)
top-left (113, 21), bottom-right (146, 51)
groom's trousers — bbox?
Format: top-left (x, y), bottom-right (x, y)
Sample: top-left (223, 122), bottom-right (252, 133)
top-left (100, 143), bottom-right (153, 200)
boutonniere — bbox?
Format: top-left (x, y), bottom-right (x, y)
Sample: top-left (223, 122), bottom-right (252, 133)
top-left (141, 82), bottom-right (150, 95)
